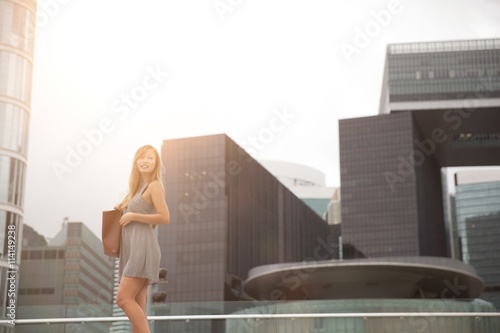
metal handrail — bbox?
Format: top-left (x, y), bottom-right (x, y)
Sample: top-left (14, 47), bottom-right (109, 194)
top-left (3, 312), bottom-right (500, 325)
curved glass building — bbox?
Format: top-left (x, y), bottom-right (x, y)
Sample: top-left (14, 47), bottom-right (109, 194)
top-left (0, 0), bottom-right (37, 330)
top-left (258, 160), bottom-right (336, 218)
top-left (230, 257), bottom-right (498, 332)
top-left (227, 299), bottom-right (497, 333)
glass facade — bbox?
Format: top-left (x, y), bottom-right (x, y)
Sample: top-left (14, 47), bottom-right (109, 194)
top-left (158, 134), bottom-right (334, 332)
top-left (227, 299), bottom-right (498, 333)
top-left (455, 181), bottom-right (500, 308)
top-left (301, 198), bottom-right (330, 217)
top-left (16, 222), bottom-right (115, 333)
top-left (339, 112), bottom-right (429, 258)
top-left (380, 38), bottom-right (500, 113)
top-left (0, 0), bottom-right (36, 331)
top-left (258, 160), bottom-right (336, 219)
top-left (7, 300), bottom-right (500, 332)
top-left (340, 38), bottom-right (500, 261)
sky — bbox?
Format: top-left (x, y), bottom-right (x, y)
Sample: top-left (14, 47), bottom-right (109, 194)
top-left (22, 0), bottom-right (500, 240)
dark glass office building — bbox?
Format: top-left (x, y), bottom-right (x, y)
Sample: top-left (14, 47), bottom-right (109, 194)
top-left (340, 38), bottom-right (500, 259)
top-left (155, 134), bottom-right (335, 332)
top-left (379, 38), bottom-right (500, 114)
top-left (455, 177), bottom-right (500, 308)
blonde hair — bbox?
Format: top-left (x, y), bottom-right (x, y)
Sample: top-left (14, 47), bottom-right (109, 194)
top-left (119, 145), bottom-right (165, 210)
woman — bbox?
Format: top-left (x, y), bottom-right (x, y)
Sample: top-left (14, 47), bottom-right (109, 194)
top-left (115, 145), bottom-right (170, 333)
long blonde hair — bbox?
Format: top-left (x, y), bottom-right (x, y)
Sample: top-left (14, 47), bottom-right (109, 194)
top-left (119, 145), bottom-right (165, 210)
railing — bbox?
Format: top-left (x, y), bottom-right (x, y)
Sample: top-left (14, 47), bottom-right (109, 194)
top-left (4, 300), bottom-right (499, 333)
top-left (2, 311), bottom-right (500, 324)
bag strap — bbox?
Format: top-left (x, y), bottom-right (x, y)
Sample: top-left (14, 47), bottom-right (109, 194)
top-left (140, 182), bottom-right (149, 194)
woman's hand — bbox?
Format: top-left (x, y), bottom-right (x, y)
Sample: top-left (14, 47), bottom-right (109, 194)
top-left (114, 203), bottom-right (123, 212)
top-left (119, 212), bottom-right (136, 227)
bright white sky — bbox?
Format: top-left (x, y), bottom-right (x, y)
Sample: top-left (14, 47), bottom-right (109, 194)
top-left (23, 0), bottom-right (500, 239)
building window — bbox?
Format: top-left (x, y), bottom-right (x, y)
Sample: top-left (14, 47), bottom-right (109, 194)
top-left (41, 288), bottom-right (55, 295)
top-left (29, 250), bottom-right (42, 259)
top-left (43, 250), bottom-right (57, 259)
top-left (27, 288), bottom-right (39, 295)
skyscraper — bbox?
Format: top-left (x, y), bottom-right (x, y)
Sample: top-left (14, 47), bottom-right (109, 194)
top-left (379, 38), bottom-right (500, 114)
top-left (17, 221), bottom-right (114, 333)
top-left (0, 0), bottom-right (37, 330)
top-left (159, 134), bottom-right (334, 301)
top-left (454, 170), bottom-right (500, 308)
top-left (155, 134), bottom-right (335, 332)
top-left (339, 38), bottom-right (500, 259)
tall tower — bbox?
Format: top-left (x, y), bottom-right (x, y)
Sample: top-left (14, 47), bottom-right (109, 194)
top-left (379, 38), bottom-right (500, 114)
top-left (454, 170), bottom-right (500, 308)
top-left (17, 222), bottom-right (114, 333)
top-left (340, 38), bottom-right (500, 259)
top-left (156, 134), bottom-right (334, 333)
top-left (0, 0), bottom-right (37, 328)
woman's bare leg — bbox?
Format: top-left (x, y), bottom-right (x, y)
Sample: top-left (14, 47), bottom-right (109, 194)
top-left (116, 277), bottom-right (150, 333)
top-left (136, 282), bottom-right (149, 315)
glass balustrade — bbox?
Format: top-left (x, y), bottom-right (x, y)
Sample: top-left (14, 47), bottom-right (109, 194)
top-left (1, 300), bottom-right (498, 333)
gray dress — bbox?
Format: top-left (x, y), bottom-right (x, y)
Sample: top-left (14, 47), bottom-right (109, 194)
top-left (119, 182), bottom-right (160, 285)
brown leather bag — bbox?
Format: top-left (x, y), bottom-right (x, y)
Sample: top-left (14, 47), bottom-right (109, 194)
top-left (102, 209), bottom-right (122, 258)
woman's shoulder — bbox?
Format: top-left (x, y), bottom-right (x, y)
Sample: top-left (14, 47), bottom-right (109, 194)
top-left (147, 180), bottom-right (164, 192)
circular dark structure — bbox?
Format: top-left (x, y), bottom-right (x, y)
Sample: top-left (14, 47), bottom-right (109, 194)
top-left (243, 257), bottom-right (484, 301)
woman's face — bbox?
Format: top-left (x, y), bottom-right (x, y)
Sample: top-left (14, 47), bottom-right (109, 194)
top-left (136, 149), bottom-right (157, 175)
